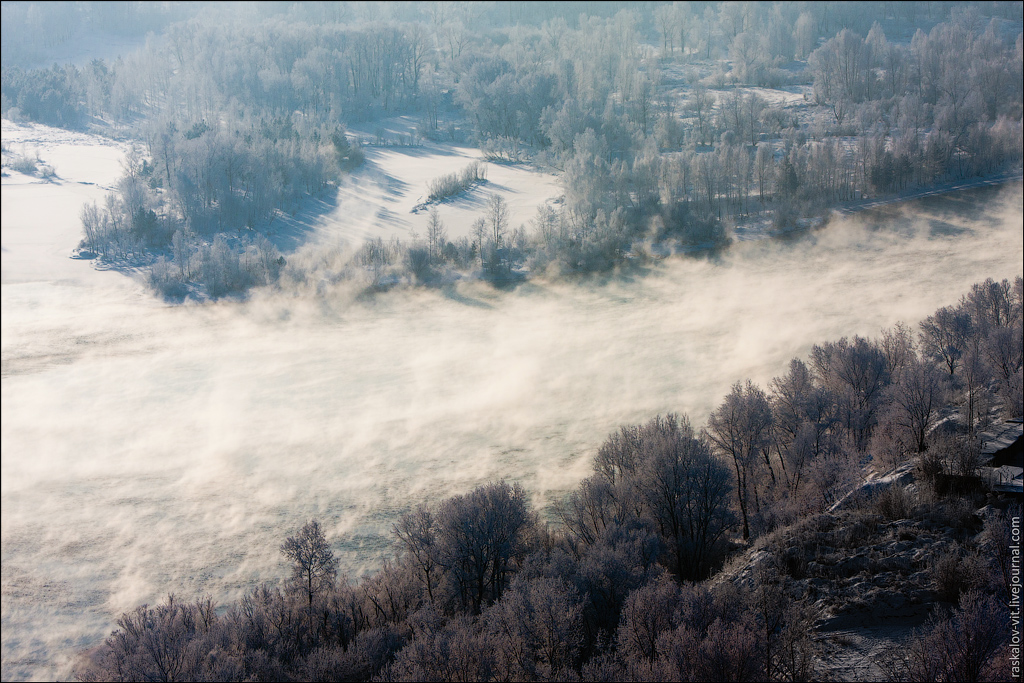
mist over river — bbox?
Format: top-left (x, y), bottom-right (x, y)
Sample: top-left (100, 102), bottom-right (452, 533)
top-left (2, 182), bottom-right (1022, 680)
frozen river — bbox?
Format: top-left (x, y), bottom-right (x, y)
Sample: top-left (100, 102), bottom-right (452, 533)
top-left (2, 122), bottom-right (1022, 680)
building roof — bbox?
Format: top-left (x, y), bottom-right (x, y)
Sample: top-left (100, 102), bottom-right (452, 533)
top-left (979, 420), bottom-right (1023, 468)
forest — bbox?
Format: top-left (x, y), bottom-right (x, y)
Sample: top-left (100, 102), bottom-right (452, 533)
top-left (3, 1), bottom-right (1022, 297)
top-left (74, 275), bottom-right (1023, 681)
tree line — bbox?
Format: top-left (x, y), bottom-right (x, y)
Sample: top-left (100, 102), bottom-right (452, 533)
top-left (76, 274), bottom-right (1022, 681)
top-left (3, 2), bottom-right (1021, 296)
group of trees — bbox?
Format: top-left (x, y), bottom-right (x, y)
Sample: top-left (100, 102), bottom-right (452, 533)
top-left (557, 414), bottom-right (734, 582)
top-left (918, 277), bottom-right (1024, 431)
top-left (1, 63), bottom-right (84, 127)
top-left (442, 4), bottom-right (1021, 273)
top-left (704, 276), bottom-right (1022, 539)
top-left (805, 13), bottom-right (1024, 191)
top-left (349, 192), bottom-right (524, 289)
top-left (4, 2), bottom-right (1021, 293)
top-left (141, 116), bottom-right (352, 233)
top-left (76, 275), bottom-right (1020, 681)
top-left (77, 449), bottom-right (816, 682)
top-left (3, 6), bottom-right (438, 123)
top-left (354, 189), bottom-right (644, 288)
top-left (560, 12), bottom-right (1019, 238)
top-left (433, 2), bottom-right (1022, 260)
top-left (76, 117), bottom-right (361, 298)
top-left (0, 1), bottom-right (196, 69)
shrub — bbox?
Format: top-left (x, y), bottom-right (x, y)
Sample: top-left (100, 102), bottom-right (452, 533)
top-left (8, 150), bottom-right (39, 175)
top-left (981, 502), bottom-right (1022, 600)
top-left (404, 245), bottom-right (433, 284)
top-left (485, 576), bottom-right (585, 679)
top-left (148, 257), bottom-right (190, 300)
top-left (930, 544), bottom-right (985, 603)
top-left (615, 576), bottom-right (681, 663)
top-left (427, 161), bottom-right (486, 202)
top-left (882, 590), bottom-right (1008, 682)
top-left (873, 484), bottom-right (916, 521)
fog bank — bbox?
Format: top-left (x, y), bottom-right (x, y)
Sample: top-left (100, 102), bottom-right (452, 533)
top-left (2, 182), bottom-right (1022, 680)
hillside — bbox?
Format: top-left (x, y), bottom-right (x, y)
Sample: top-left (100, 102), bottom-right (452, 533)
top-left (713, 456), bottom-right (1018, 681)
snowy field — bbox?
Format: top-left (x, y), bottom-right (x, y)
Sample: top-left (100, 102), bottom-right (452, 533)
top-left (2, 121), bottom-right (1023, 680)
top-left (271, 115), bottom-right (564, 250)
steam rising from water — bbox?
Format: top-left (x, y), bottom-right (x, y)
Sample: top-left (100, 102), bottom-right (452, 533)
top-left (2, 184), bottom-right (1022, 680)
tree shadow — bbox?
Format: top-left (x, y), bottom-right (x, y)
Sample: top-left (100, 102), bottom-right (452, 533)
top-left (374, 205), bottom-right (411, 229)
top-left (926, 218), bottom-right (969, 237)
top-left (478, 180), bottom-right (516, 194)
top-left (361, 142), bottom-right (472, 159)
top-left (266, 194), bottom-right (339, 253)
top-left (432, 185), bottom-right (491, 211)
top-left (381, 173), bottom-right (410, 198)
top-left (440, 284), bottom-right (494, 308)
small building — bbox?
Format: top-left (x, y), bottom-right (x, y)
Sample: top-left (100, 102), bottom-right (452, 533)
top-left (979, 420), bottom-right (1023, 494)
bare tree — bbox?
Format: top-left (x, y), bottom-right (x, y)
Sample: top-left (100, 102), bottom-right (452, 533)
top-left (983, 323), bottom-right (1024, 419)
top-left (964, 277), bottom-right (1018, 331)
top-left (281, 519), bottom-right (338, 610)
top-left (426, 207), bottom-right (447, 263)
top-left (486, 193), bottom-right (509, 247)
top-left (770, 358), bottom-right (839, 493)
top-left (471, 216), bottom-right (488, 268)
top-left (881, 321), bottom-right (917, 384)
top-left (654, 4), bottom-right (677, 56)
top-left (615, 576), bottom-right (680, 663)
top-left (394, 506), bottom-right (439, 605)
top-left (793, 13), bottom-right (816, 60)
top-left (958, 343), bottom-right (991, 433)
top-left (637, 414), bottom-right (734, 579)
top-left (920, 305), bottom-right (974, 376)
top-left (434, 481), bottom-right (536, 614)
top-left (686, 87), bottom-right (715, 146)
top-left (486, 576), bottom-right (584, 679)
top-left (811, 336), bottom-right (890, 450)
top-left (884, 357), bottom-right (946, 452)
top-left (754, 142), bottom-right (773, 206)
top-left (555, 474), bottom-right (616, 551)
top-left (705, 380), bottom-right (773, 539)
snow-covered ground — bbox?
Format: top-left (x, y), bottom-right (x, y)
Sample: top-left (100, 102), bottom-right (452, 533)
top-left (270, 116), bottom-right (563, 250)
top-left (2, 120), bottom-right (1022, 681)
top-left (2, 121), bottom-right (130, 285)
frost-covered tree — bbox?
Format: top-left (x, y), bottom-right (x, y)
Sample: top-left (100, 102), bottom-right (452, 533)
top-left (425, 207), bottom-right (447, 264)
top-left (434, 481), bottom-right (537, 614)
top-left (705, 381), bottom-right (774, 539)
top-left (281, 519), bottom-right (338, 610)
top-left (920, 305), bottom-right (975, 376)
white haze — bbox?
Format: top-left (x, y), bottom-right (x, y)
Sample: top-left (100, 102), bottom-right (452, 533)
top-left (2, 126), bottom-right (1023, 681)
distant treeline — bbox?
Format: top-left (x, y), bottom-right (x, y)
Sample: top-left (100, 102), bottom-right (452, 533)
top-left (75, 275), bottom-right (1022, 681)
top-left (0, 1), bottom-right (199, 68)
top-left (1, 2), bottom-right (1021, 294)
top-left (450, 3), bottom-right (1023, 247)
